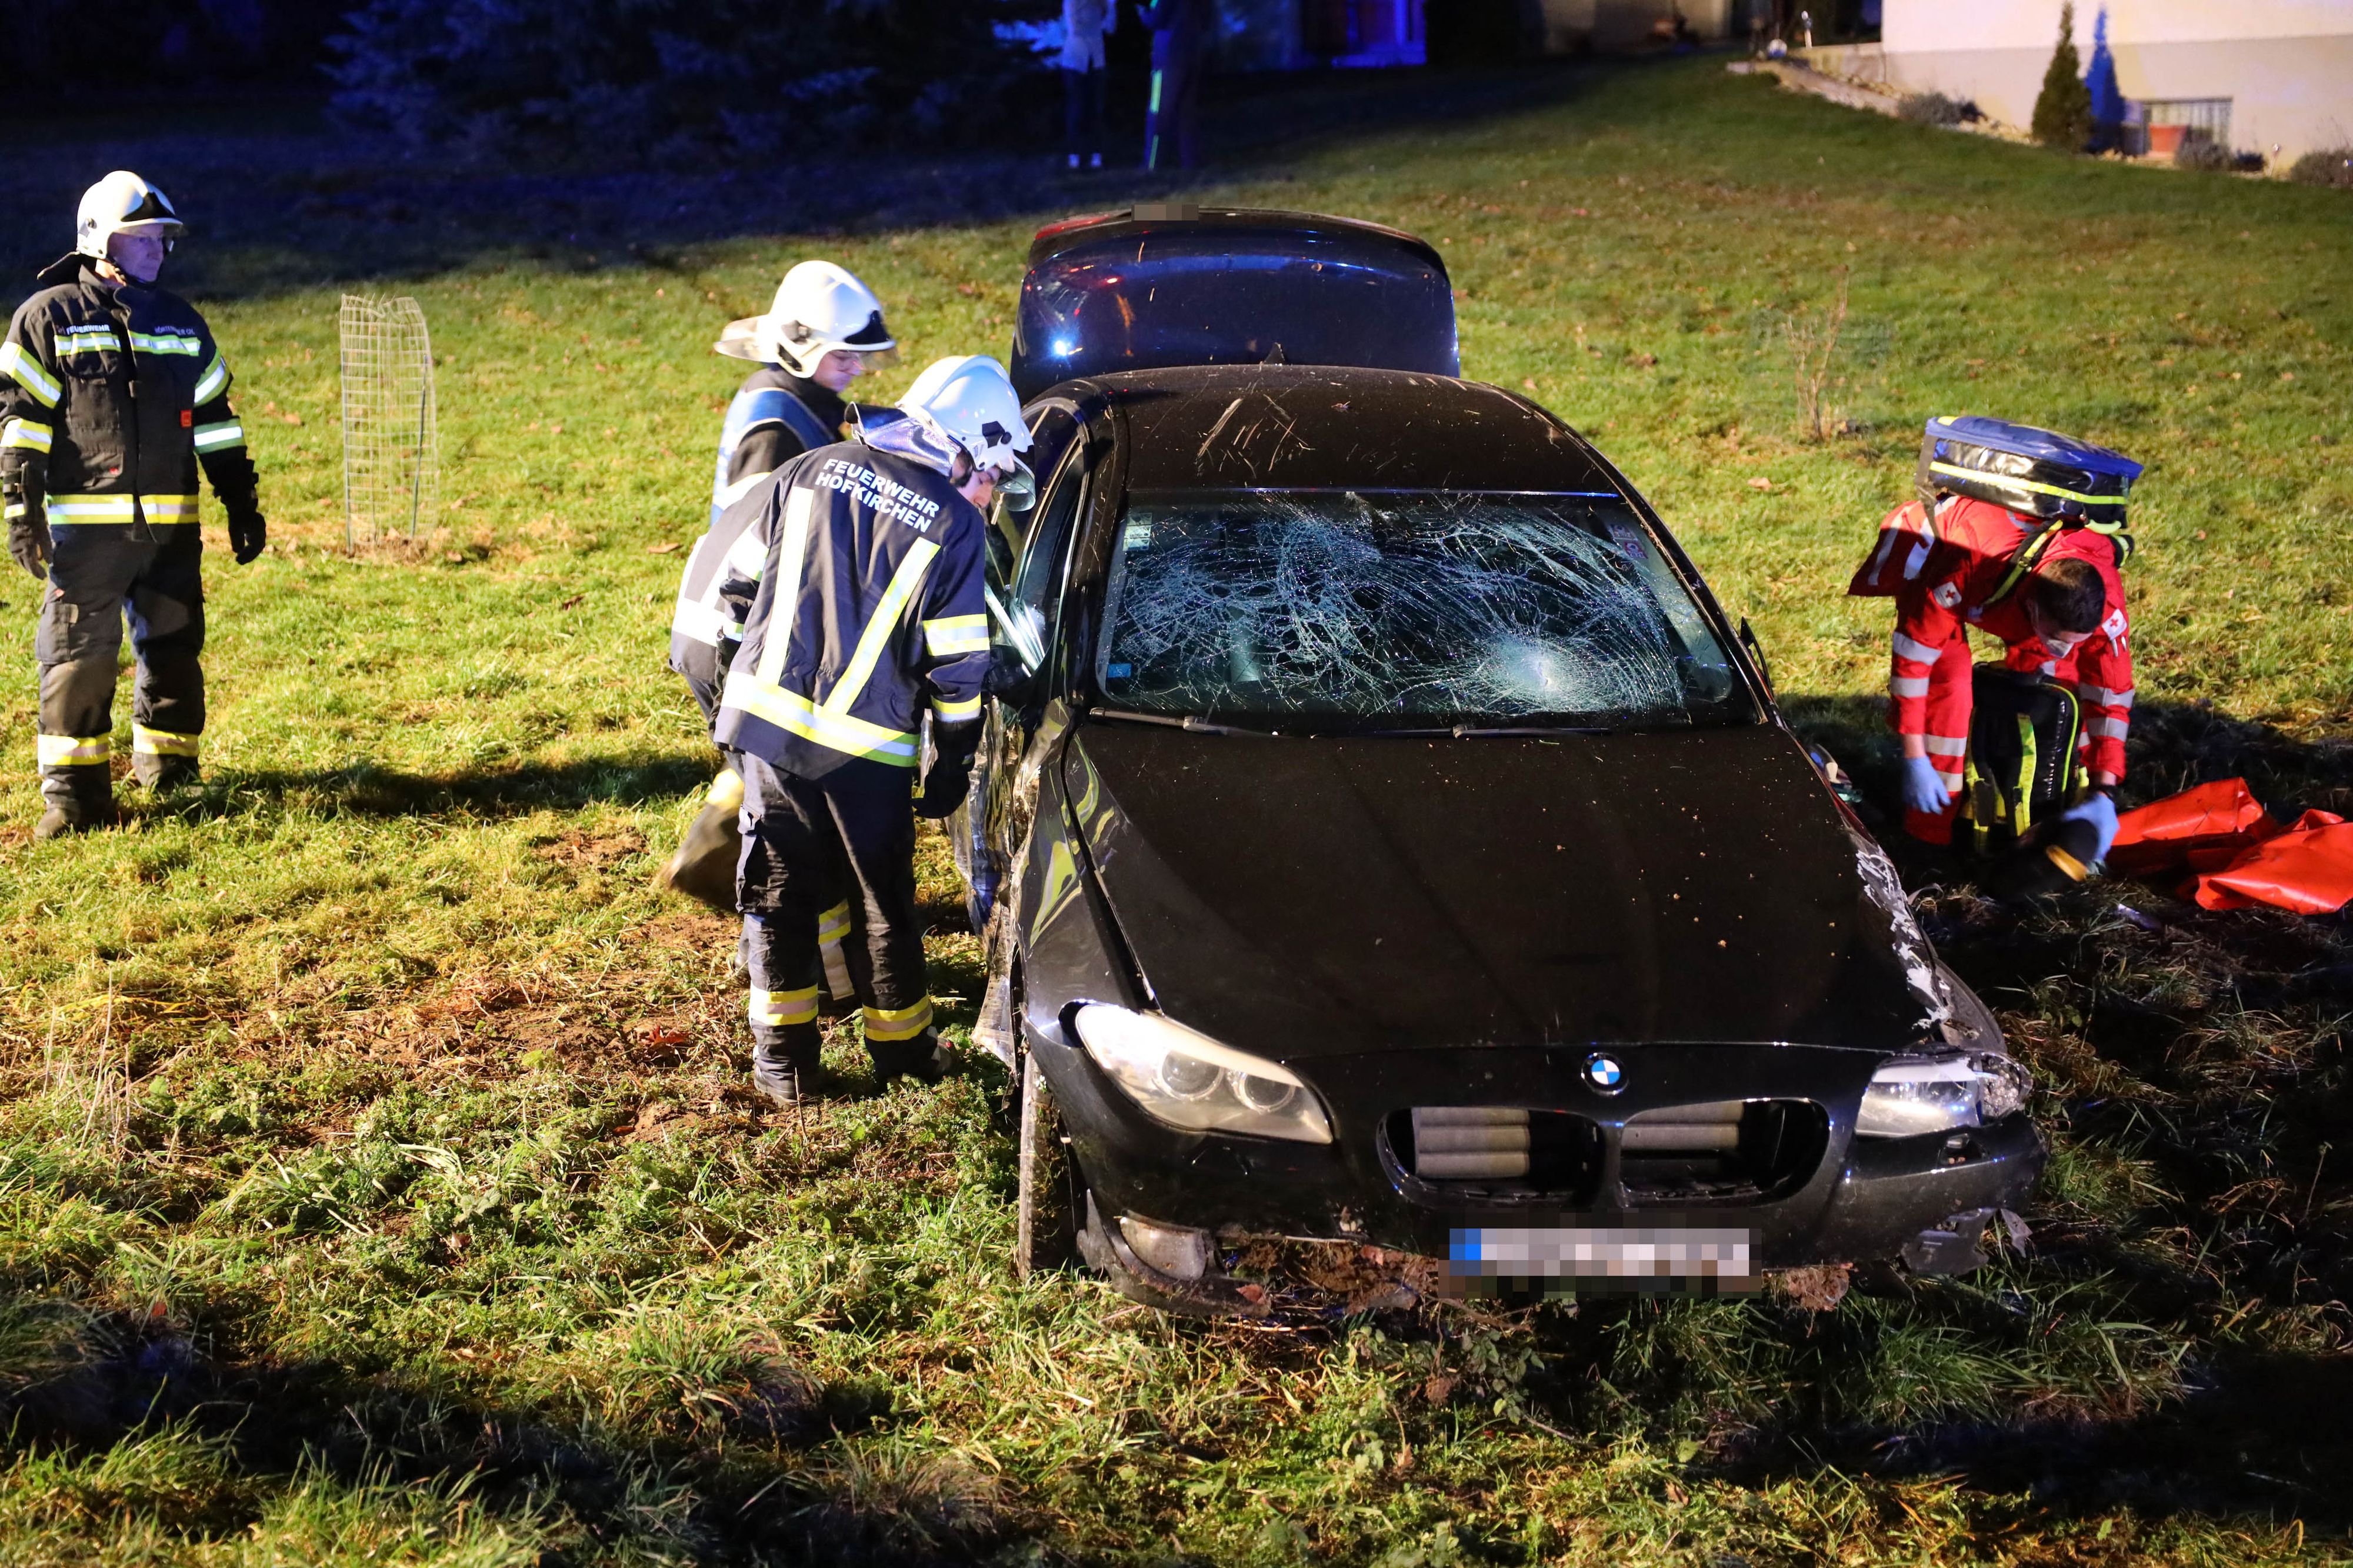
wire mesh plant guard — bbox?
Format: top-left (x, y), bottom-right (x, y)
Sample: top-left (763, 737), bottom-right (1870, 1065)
top-left (339, 295), bottom-right (438, 543)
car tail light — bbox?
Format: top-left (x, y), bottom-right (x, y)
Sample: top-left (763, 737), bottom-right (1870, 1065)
top-left (1032, 211), bottom-right (1127, 243)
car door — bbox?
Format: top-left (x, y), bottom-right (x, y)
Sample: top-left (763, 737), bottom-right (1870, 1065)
top-left (951, 403), bottom-right (1094, 926)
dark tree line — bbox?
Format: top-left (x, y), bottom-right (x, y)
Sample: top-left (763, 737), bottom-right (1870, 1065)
top-left (4, 0), bottom-right (1055, 168)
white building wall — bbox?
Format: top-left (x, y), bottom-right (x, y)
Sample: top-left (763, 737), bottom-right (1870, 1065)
top-left (1878, 0), bottom-right (2353, 158)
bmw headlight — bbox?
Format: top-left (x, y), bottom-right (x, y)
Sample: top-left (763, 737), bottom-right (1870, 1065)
top-left (1072, 1005), bottom-right (1333, 1145)
top-left (1855, 1053), bottom-right (2034, 1139)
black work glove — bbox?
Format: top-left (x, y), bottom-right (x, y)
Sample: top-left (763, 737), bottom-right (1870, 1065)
top-left (225, 496), bottom-right (266, 565)
top-left (914, 749), bottom-right (976, 820)
top-left (8, 497), bottom-right (51, 580)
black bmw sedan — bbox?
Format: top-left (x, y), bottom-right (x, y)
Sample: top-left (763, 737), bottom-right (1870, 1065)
top-left (945, 208), bottom-right (2040, 1315)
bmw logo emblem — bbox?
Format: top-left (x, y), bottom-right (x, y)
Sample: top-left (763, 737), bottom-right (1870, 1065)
top-left (1584, 1053), bottom-right (1626, 1093)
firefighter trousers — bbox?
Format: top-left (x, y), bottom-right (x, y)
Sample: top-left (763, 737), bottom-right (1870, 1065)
top-left (736, 754), bottom-right (934, 1072)
top-left (35, 524), bottom-right (205, 813)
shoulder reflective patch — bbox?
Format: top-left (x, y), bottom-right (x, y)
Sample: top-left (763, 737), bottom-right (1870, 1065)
top-left (193, 352), bottom-right (231, 403)
top-left (0, 341), bottom-right (62, 406)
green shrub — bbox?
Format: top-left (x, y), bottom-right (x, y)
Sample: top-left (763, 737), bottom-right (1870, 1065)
top-left (2287, 146), bottom-right (2353, 188)
top-left (2029, 1), bottom-right (2092, 151)
top-left (327, 0), bottom-right (1049, 166)
top-left (1898, 92), bottom-right (1968, 127)
top-left (2174, 133), bottom-right (2234, 172)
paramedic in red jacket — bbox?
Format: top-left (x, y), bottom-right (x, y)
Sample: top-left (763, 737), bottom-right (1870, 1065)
top-left (1856, 491), bottom-right (2133, 844)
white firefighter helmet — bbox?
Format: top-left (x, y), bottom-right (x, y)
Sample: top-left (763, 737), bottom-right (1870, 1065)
top-left (76, 171), bottom-right (184, 260)
top-left (898, 355), bottom-right (1034, 484)
top-left (714, 261), bottom-right (895, 374)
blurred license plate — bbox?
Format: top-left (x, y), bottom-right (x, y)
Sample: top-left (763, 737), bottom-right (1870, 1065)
top-left (1447, 1226), bottom-right (1757, 1294)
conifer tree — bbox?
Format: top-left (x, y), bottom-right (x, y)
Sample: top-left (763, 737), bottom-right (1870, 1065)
top-left (2030, 2), bottom-right (2094, 151)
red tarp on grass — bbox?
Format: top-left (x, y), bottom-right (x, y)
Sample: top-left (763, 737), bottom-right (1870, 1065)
top-left (2110, 778), bottom-right (2353, 915)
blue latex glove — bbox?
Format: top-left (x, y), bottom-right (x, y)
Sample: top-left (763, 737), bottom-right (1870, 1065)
top-left (2055, 792), bottom-right (2119, 864)
top-left (1901, 755), bottom-right (1950, 816)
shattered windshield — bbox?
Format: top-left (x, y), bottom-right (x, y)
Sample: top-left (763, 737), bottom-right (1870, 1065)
top-left (1094, 490), bottom-right (1752, 729)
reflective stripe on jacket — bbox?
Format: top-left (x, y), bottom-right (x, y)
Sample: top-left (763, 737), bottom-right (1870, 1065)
top-left (0, 255), bottom-right (254, 531)
top-left (708, 368), bottom-right (840, 527)
top-left (714, 438), bottom-right (989, 774)
top-left (672, 483), bottom-right (775, 660)
top-left (1862, 494), bottom-right (2135, 782)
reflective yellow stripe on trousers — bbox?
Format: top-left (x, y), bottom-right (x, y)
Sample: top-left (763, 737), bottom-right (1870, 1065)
top-left (862, 997), bottom-right (934, 1042)
top-left (816, 900), bottom-right (855, 1000)
top-left (132, 725), bottom-right (199, 757)
top-left (750, 986), bottom-right (821, 1028)
top-left (36, 734), bottom-right (109, 766)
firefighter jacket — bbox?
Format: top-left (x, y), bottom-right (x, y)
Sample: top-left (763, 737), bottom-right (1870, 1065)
top-left (707, 368), bottom-right (845, 528)
top-left (669, 481), bottom-right (771, 719)
top-left (1851, 493), bottom-right (2134, 783)
top-left (675, 369), bottom-right (849, 690)
top-left (713, 423), bottom-right (991, 777)
top-left (1, 255), bottom-right (256, 534)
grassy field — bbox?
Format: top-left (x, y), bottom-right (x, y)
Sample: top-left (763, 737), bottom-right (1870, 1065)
top-left (2, 54), bottom-right (2350, 1566)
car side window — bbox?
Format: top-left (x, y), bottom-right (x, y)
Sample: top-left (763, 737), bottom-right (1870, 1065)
top-left (995, 432), bottom-right (1090, 673)
top-left (987, 406), bottom-right (1080, 586)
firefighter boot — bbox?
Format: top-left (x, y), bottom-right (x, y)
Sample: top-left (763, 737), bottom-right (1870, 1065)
top-left (35, 744), bottom-right (117, 841)
top-left (35, 795), bottom-right (116, 840)
top-left (659, 768), bottom-right (744, 914)
top-left (134, 753), bottom-right (200, 792)
top-left (35, 781), bottom-right (116, 840)
top-left (750, 1040), bottom-right (829, 1107)
top-left (869, 1029), bottom-right (954, 1087)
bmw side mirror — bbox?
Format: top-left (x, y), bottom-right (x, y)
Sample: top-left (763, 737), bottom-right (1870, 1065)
top-left (1739, 617), bottom-right (1775, 698)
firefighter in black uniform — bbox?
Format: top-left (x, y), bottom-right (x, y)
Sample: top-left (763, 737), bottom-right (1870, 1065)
top-left (659, 262), bottom-right (896, 1002)
top-left (2, 172), bottom-right (264, 839)
top-left (671, 260), bottom-right (897, 728)
top-left (714, 355), bottom-right (1029, 1105)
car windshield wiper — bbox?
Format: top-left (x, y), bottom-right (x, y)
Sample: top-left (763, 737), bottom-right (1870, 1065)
top-left (1363, 723), bottom-right (1616, 739)
top-left (1088, 706), bottom-right (1278, 736)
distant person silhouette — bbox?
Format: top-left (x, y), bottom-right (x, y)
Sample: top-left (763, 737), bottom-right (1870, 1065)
top-left (1062, 0), bottom-right (1118, 168)
top-left (1140, 0), bottom-right (1210, 170)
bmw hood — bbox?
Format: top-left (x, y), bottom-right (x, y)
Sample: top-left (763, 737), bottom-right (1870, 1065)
top-left (1063, 722), bottom-right (1944, 1064)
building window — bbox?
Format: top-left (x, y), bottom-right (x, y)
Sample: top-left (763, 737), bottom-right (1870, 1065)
top-left (2129, 97), bottom-right (2232, 156)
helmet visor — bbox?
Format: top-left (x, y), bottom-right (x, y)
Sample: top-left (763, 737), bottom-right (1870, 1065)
top-left (989, 454), bottom-right (1036, 512)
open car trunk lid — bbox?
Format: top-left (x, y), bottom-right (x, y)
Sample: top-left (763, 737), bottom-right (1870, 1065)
top-left (1009, 205), bottom-right (1458, 401)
